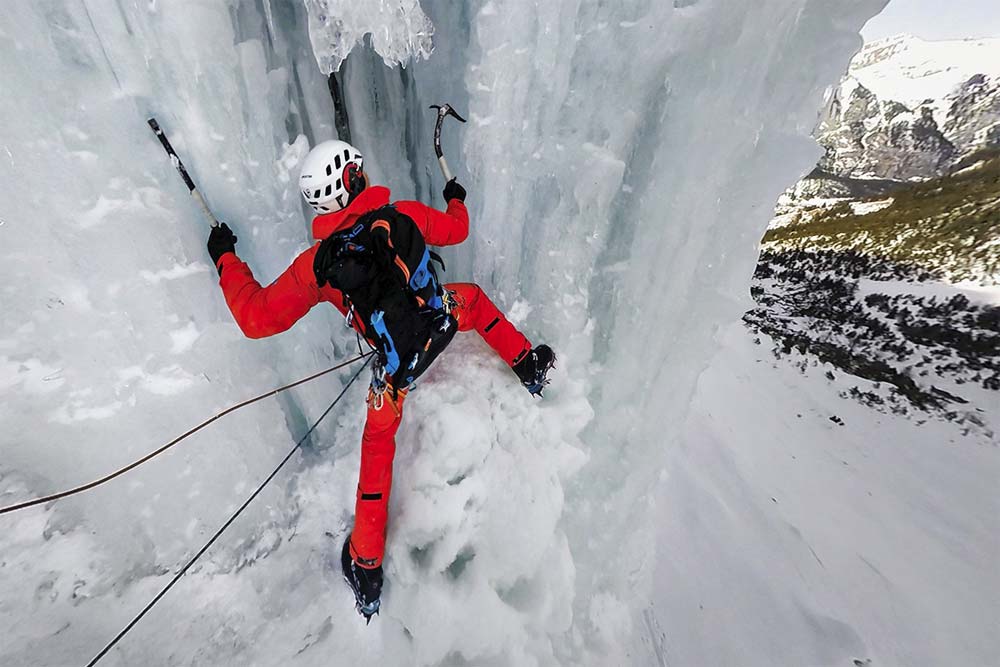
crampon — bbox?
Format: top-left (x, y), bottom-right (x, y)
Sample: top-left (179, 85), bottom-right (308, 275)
top-left (341, 536), bottom-right (382, 624)
top-left (513, 344), bottom-right (556, 396)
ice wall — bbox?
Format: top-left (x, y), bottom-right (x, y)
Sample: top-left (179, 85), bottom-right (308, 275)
top-left (0, 1), bottom-right (354, 662)
top-left (1, 1), bottom-right (887, 665)
top-left (342, 0), bottom-right (887, 662)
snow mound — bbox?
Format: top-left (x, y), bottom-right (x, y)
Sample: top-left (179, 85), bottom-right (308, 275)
top-left (665, 323), bottom-right (1000, 666)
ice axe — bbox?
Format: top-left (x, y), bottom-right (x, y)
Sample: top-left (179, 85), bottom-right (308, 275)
top-left (147, 117), bottom-right (219, 228)
top-left (429, 104), bottom-right (466, 182)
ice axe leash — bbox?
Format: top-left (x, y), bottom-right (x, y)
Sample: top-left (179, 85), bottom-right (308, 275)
top-left (147, 117), bottom-right (219, 228)
top-left (429, 104), bottom-right (466, 181)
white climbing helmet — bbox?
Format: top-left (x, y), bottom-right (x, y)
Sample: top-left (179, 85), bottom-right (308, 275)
top-left (299, 139), bottom-right (364, 214)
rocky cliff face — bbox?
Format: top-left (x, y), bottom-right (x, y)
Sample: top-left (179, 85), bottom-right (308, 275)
top-left (755, 37), bottom-right (1000, 420)
top-left (944, 73), bottom-right (1000, 151)
top-left (815, 35), bottom-right (1000, 182)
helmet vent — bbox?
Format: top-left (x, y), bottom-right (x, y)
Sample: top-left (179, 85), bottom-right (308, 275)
top-left (313, 189), bottom-right (321, 198)
top-left (334, 155), bottom-right (342, 169)
top-left (336, 178), bottom-right (342, 189)
top-left (325, 164), bottom-right (332, 176)
top-left (324, 184), bottom-right (332, 196)
top-left (343, 149), bottom-right (350, 161)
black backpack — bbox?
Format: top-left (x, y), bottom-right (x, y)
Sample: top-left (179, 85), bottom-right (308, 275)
top-left (313, 205), bottom-right (457, 389)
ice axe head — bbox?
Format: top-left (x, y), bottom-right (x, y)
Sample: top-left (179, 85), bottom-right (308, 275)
top-left (430, 104), bottom-right (467, 125)
top-left (429, 104), bottom-right (466, 180)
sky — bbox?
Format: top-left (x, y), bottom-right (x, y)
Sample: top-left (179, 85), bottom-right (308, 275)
top-left (863, 0), bottom-right (1000, 41)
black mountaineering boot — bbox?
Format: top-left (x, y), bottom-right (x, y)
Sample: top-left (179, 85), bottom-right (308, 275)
top-left (341, 536), bottom-right (382, 623)
top-left (512, 344), bottom-right (555, 396)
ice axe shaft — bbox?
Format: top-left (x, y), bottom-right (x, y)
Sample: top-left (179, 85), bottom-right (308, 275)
top-left (429, 104), bottom-right (466, 182)
top-left (147, 117), bottom-right (219, 228)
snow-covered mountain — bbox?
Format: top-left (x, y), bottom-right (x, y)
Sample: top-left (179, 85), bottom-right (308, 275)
top-left (817, 35), bottom-right (1000, 181)
top-left (850, 34), bottom-right (1000, 108)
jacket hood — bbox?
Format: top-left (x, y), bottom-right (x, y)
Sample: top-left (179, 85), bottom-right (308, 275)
top-left (311, 186), bottom-right (391, 240)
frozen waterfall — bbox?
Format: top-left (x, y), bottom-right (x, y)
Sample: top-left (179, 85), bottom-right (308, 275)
top-left (14, 1), bottom-right (991, 666)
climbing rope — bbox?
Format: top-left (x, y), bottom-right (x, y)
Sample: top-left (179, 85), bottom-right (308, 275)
top-left (0, 352), bottom-right (372, 516)
top-left (86, 353), bottom-right (373, 666)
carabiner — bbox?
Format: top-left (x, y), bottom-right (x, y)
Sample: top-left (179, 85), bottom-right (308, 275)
top-left (369, 387), bottom-right (385, 411)
top-left (369, 360), bottom-right (388, 410)
top-left (442, 289), bottom-right (456, 315)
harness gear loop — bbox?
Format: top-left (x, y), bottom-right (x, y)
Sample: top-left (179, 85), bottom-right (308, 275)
top-left (387, 386), bottom-right (403, 417)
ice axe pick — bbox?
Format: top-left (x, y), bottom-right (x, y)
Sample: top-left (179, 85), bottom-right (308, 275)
top-left (429, 104), bottom-right (466, 182)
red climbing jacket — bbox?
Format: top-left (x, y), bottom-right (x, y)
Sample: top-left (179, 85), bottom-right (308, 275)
top-left (215, 185), bottom-right (532, 570)
top-left (214, 185), bottom-right (469, 339)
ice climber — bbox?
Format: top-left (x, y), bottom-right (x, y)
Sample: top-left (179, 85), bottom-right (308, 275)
top-left (206, 139), bottom-right (554, 621)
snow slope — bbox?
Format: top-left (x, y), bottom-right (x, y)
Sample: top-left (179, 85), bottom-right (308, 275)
top-left (18, 1), bottom-right (998, 666)
top-left (652, 323), bottom-right (1000, 666)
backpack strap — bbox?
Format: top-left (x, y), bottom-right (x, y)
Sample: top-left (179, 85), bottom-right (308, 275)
top-left (429, 250), bottom-right (446, 273)
top-left (361, 205), bottom-right (445, 310)
top-left (360, 206), bottom-right (418, 283)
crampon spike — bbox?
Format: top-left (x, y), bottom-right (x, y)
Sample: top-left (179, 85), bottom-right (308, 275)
top-left (357, 598), bottom-right (380, 624)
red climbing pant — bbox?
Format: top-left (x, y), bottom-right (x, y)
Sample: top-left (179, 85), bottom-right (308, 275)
top-left (348, 283), bottom-right (531, 568)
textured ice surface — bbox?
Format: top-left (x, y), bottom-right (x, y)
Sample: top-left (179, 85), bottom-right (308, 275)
top-left (11, 1), bottom-right (995, 666)
top-left (303, 0), bottom-right (434, 73)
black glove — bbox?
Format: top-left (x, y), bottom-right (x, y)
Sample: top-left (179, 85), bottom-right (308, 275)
top-left (207, 223), bottom-right (237, 274)
top-left (443, 178), bottom-right (466, 203)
